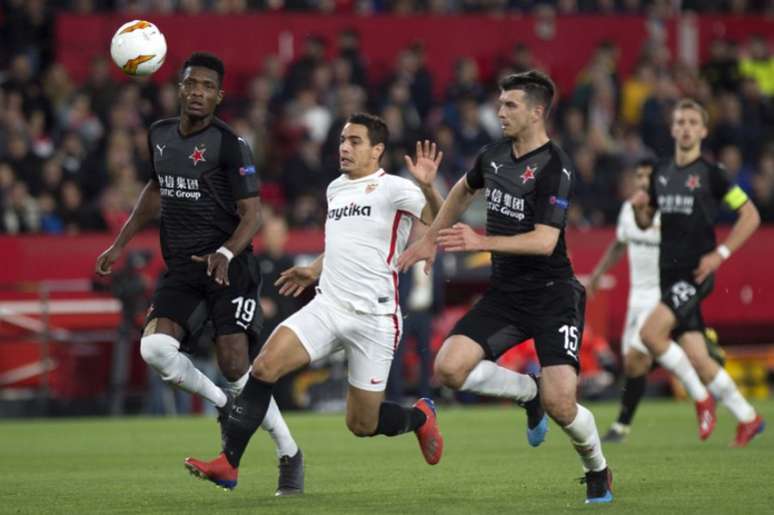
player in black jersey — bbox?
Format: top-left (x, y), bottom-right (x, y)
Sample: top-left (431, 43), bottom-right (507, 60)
top-left (631, 98), bottom-right (764, 447)
top-left (95, 52), bottom-right (304, 493)
top-left (399, 71), bottom-right (612, 505)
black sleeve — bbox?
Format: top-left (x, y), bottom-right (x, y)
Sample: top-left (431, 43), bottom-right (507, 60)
top-left (534, 154), bottom-right (572, 228)
top-left (222, 132), bottom-right (260, 200)
top-left (464, 150), bottom-right (485, 190)
top-left (708, 163), bottom-right (733, 202)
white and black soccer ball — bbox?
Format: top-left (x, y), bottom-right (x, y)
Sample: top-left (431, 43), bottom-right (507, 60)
top-left (110, 20), bottom-right (167, 76)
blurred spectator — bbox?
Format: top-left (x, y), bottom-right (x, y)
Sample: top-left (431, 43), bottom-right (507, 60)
top-left (739, 34), bottom-right (774, 96)
top-left (337, 28), bottom-right (368, 87)
top-left (701, 38), bottom-right (741, 94)
top-left (2, 180), bottom-right (39, 234)
top-left (59, 180), bottom-right (106, 234)
top-left (285, 35), bottom-right (327, 99)
top-left (620, 61), bottom-right (656, 127)
top-left (640, 75), bottom-right (679, 157)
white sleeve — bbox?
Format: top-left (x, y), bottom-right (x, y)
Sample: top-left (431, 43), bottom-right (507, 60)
top-left (389, 177), bottom-right (426, 219)
top-left (615, 202), bottom-right (630, 243)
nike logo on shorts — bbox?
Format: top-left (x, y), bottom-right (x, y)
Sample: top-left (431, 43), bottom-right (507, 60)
top-left (370, 378), bottom-right (384, 385)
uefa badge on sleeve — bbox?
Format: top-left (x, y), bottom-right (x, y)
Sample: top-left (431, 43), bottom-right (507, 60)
top-left (239, 165), bottom-right (256, 176)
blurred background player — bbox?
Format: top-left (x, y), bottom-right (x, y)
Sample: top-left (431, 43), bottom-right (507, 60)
top-left (399, 71), bottom-right (613, 504)
top-left (589, 157), bottom-right (723, 442)
top-left (184, 114), bottom-right (445, 491)
top-left (632, 98), bottom-right (765, 447)
top-left (94, 52), bottom-right (303, 494)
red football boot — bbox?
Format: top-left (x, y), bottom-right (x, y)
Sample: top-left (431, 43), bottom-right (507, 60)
top-left (695, 395), bottom-right (717, 441)
top-left (731, 415), bottom-right (765, 448)
top-left (185, 453), bottom-right (238, 490)
top-left (413, 398), bottom-right (444, 465)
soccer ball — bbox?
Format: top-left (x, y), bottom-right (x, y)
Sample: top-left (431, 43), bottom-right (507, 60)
top-left (110, 20), bottom-right (167, 76)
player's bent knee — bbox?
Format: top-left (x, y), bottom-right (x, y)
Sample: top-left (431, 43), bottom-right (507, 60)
top-left (541, 390), bottom-right (576, 425)
top-left (624, 352), bottom-right (651, 377)
top-left (140, 334), bottom-right (181, 381)
top-left (433, 358), bottom-right (466, 390)
top-left (218, 360), bottom-right (250, 382)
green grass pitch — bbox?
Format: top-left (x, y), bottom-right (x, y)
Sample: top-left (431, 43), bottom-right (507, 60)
top-left (1, 399), bottom-right (772, 514)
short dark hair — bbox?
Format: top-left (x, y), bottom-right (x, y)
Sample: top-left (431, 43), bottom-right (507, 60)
top-left (498, 70), bottom-right (556, 117)
top-left (181, 52), bottom-right (225, 86)
top-left (347, 112), bottom-right (389, 148)
top-left (635, 155), bottom-right (657, 169)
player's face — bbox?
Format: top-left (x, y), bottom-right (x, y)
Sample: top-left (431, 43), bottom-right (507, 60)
top-left (339, 123), bottom-right (383, 176)
top-left (497, 89), bottom-right (541, 139)
top-left (634, 165), bottom-right (653, 191)
top-left (179, 66), bottom-right (223, 119)
top-left (671, 108), bottom-right (707, 152)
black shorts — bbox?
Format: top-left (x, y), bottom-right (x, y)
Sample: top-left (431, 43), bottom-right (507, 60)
top-left (450, 278), bottom-right (586, 370)
top-left (660, 268), bottom-right (714, 338)
top-left (146, 253), bottom-right (264, 355)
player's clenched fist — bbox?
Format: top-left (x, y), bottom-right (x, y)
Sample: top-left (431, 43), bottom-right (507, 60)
top-left (95, 245), bottom-right (122, 276)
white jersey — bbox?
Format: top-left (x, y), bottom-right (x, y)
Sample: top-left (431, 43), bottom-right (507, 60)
top-left (616, 201), bottom-right (661, 308)
top-left (318, 168), bottom-right (426, 315)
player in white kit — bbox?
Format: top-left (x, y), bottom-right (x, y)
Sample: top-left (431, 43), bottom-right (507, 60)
top-left (587, 159), bottom-right (661, 441)
top-left (185, 113), bottom-right (446, 490)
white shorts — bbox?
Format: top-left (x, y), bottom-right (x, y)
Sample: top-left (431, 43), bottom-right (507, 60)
top-left (621, 302), bottom-right (657, 356)
top-left (280, 293), bottom-right (402, 392)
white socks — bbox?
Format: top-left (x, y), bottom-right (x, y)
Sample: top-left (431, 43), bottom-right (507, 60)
top-left (460, 361), bottom-right (537, 403)
top-left (707, 369), bottom-right (756, 423)
top-left (140, 334), bottom-right (227, 407)
top-left (656, 342), bottom-right (709, 402)
top-left (562, 404), bottom-right (607, 472)
top-left (227, 370), bottom-right (299, 458)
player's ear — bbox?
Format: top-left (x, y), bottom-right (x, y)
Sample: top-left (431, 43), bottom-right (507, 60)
top-left (372, 142), bottom-right (385, 162)
top-left (216, 89), bottom-right (224, 105)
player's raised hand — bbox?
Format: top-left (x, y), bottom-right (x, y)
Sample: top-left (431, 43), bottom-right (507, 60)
top-left (275, 266), bottom-right (318, 297)
top-left (95, 245), bottom-right (122, 276)
top-left (694, 250), bottom-right (723, 284)
top-left (405, 140), bottom-right (443, 187)
top-left (398, 236), bottom-right (437, 274)
top-left (191, 253), bottom-right (230, 286)
top-left (437, 223), bottom-right (487, 252)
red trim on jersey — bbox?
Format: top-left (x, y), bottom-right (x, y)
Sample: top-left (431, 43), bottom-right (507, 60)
top-left (386, 210), bottom-right (411, 265)
top-left (391, 312), bottom-right (401, 351)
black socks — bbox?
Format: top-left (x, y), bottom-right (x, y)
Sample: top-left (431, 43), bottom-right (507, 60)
top-left (223, 375), bottom-right (274, 468)
top-left (617, 375), bottom-right (647, 425)
top-left (373, 401), bottom-right (427, 437)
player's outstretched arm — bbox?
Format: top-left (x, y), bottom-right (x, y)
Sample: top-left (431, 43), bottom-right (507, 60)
top-left (397, 176), bottom-right (476, 273)
top-left (96, 179), bottom-right (161, 276)
top-left (587, 240), bottom-right (627, 297)
top-left (694, 200), bottom-right (760, 283)
top-left (191, 196), bottom-right (261, 286)
top-left (275, 254), bottom-right (323, 298)
top-left (439, 223), bottom-right (560, 256)
top-left (404, 140), bottom-right (444, 225)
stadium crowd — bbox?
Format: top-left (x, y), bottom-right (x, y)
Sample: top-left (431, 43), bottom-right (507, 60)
top-left (1, 1), bottom-right (773, 235)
